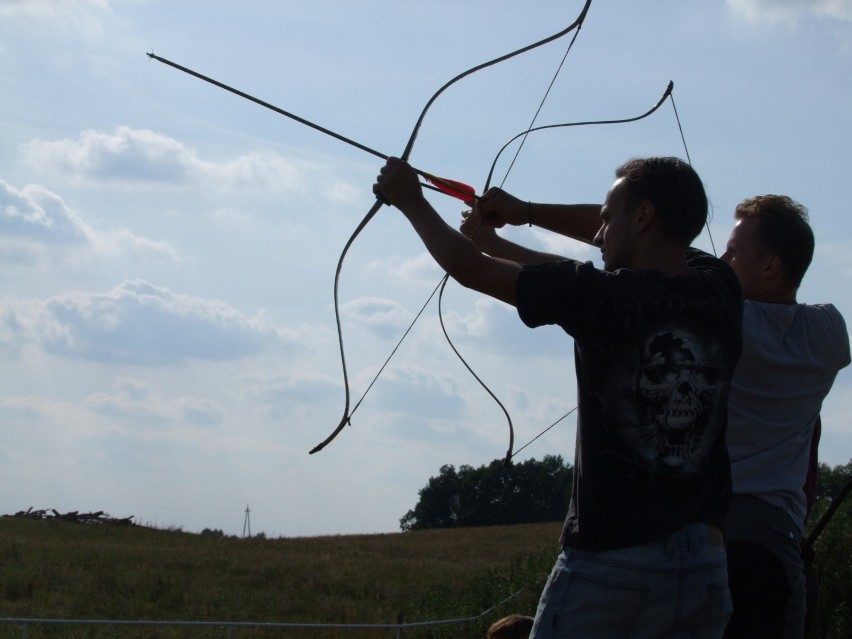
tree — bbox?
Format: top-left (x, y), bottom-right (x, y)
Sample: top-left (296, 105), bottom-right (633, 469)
top-left (400, 456), bottom-right (573, 531)
top-left (816, 460), bottom-right (852, 501)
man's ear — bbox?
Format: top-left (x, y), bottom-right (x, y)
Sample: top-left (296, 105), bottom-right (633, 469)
top-left (634, 200), bottom-right (656, 234)
top-left (761, 253), bottom-right (784, 281)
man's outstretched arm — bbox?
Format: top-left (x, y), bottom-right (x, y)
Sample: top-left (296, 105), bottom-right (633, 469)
top-left (374, 158), bottom-right (521, 307)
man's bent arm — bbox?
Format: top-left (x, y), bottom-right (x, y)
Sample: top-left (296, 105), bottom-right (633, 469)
top-left (477, 187), bottom-right (601, 245)
top-left (375, 159), bottom-right (521, 306)
top-left (528, 202), bottom-right (602, 244)
top-left (461, 214), bottom-right (564, 265)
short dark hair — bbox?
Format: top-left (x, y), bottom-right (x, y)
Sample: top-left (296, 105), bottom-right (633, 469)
top-left (734, 195), bottom-right (814, 289)
top-left (487, 614), bottom-right (534, 639)
top-left (615, 157), bottom-right (708, 245)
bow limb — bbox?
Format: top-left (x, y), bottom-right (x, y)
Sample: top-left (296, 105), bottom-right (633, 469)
top-left (483, 80), bottom-right (674, 191)
top-left (309, 199), bottom-right (384, 454)
top-left (311, 0), bottom-right (594, 454)
top-left (400, 0), bottom-right (593, 161)
top-left (437, 274), bottom-right (515, 466)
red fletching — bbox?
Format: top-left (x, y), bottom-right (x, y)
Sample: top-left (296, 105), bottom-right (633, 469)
top-left (424, 174), bottom-right (476, 205)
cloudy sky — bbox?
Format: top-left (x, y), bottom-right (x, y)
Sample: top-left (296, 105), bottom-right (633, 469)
top-left (2, 0), bottom-right (851, 538)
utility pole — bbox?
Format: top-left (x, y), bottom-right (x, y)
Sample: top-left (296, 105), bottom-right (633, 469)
top-left (242, 504), bottom-right (251, 539)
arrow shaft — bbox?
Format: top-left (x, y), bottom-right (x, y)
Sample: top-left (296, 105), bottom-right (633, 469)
top-left (148, 53), bottom-right (389, 161)
top-left (148, 53), bottom-right (478, 201)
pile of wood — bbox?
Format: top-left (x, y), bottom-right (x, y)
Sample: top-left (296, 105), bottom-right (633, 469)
top-left (9, 507), bottom-right (134, 526)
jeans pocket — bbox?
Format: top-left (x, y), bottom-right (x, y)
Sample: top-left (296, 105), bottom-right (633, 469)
top-left (539, 568), bottom-right (649, 638)
top-left (703, 580), bottom-right (733, 626)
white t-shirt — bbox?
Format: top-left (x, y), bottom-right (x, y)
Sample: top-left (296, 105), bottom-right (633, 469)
top-left (727, 300), bottom-right (850, 532)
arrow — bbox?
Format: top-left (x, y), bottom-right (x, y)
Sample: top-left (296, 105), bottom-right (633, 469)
top-left (147, 52), bottom-right (476, 204)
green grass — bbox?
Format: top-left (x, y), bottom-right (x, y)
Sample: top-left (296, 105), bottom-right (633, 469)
top-left (1, 509), bottom-right (849, 639)
top-left (0, 517), bottom-right (560, 638)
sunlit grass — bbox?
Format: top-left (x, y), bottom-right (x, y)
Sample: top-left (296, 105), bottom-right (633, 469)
top-left (0, 517), bottom-right (560, 638)
top-left (2, 504), bottom-right (849, 639)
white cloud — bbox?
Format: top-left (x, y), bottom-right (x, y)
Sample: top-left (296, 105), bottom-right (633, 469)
top-left (0, 280), bottom-right (310, 365)
top-left (727, 0), bottom-right (852, 25)
top-left (370, 252), bottom-right (443, 284)
top-left (533, 228), bottom-right (599, 262)
top-left (321, 180), bottom-right (363, 204)
top-left (438, 296), bottom-right (570, 359)
top-left (339, 297), bottom-right (412, 339)
top-left (370, 364), bottom-right (466, 420)
top-left (0, 0), bottom-right (111, 18)
top-left (0, 0), bottom-right (112, 37)
top-left (0, 178), bottom-right (179, 265)
top-left (1, 179), bottom-right (89, 244)
top-left (0, 396), bottom-right (45, 420)
top-left (241, 371), bottom-right (340, 405)
top-left (86, 377), bottom-right (224, 426)
top-left (19, 127), bottom-right (349, 195)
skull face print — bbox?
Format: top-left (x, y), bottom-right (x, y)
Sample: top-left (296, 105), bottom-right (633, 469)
top-left (637, 329), bottom-right (722, 470)
top-left (598, 318), bottom-right (729, 478)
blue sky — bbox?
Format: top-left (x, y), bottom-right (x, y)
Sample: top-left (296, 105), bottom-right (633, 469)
top-left (2, 0), bottom-right (851, 537)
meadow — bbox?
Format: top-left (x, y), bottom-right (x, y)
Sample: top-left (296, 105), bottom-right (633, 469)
top-left (0, 517), bottom-right (559, 638)
top-left (1, 508), bottom-right (849, 639)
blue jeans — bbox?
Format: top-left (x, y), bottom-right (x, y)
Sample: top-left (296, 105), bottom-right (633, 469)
top-left (530, 523), bottom-right (732, 639)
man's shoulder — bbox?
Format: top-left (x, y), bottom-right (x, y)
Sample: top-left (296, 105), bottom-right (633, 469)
top-left (798, 301), bottom-right (846, 320)
top-left (796, 303), bottom-right (850, 358)
top-left (685, 247), bottom-right (743, 301)
top-left (746, 300), bottom-right (847, 328)
top-left (744, 300), bottom-right (851, 367)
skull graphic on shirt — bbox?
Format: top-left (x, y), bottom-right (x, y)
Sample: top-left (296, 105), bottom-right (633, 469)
top-left (600, 319), bottom-right (727, 476)
top-left (636, 328), bottom-right (722, 469)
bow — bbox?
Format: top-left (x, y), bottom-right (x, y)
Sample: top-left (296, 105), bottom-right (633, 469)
top-left (435, 80), bottom-right (676, 464)
top-left (469, 81), bottom-right (709, 462)
top-left (309, 0), bottom-right (594, 455)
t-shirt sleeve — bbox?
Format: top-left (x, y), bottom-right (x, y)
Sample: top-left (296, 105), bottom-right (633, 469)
top-left (817, 304), bottom-right (851, 369)
top-left (516, 259), bottom-right (600, 333)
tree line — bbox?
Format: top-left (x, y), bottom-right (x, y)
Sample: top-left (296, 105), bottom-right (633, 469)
top-left (400, 455), bottom-right (573, 531)
top-left (401, 456), bottom-right (852, 532)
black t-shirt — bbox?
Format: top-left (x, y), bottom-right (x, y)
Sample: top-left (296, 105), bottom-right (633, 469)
top-left (517, 249), bottom-right (742, 550)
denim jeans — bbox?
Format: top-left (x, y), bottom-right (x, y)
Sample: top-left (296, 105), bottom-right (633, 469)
top-left (530, 523), bottom-right (731, 639)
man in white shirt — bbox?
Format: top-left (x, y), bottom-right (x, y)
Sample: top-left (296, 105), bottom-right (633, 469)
top-left (720, 194), bottom-right (850, 639)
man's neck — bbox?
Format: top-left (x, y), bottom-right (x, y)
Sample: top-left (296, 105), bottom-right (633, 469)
top-left (632, 245), bottom-right (691, 276)
top-left (750, 283), bottom-right (798, 304)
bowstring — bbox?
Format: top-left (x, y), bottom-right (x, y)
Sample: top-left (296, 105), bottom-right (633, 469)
top-left (346, 276), bottom-right (444, 421)
top-left (495, 21), bottom-right (585, 192)
top-left (670, 91), bottom-right (717, 256)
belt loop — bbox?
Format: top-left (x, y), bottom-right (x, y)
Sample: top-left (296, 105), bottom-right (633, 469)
top-left (666, 529), bottom-right (678, 555)
top-left (687, 523), bottom-right (699, 552)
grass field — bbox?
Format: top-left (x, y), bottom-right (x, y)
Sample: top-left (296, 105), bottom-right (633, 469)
top-left (1, 509), bottom-right (849, 639)
top-left (0, 517), bottom-right (561, 638)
